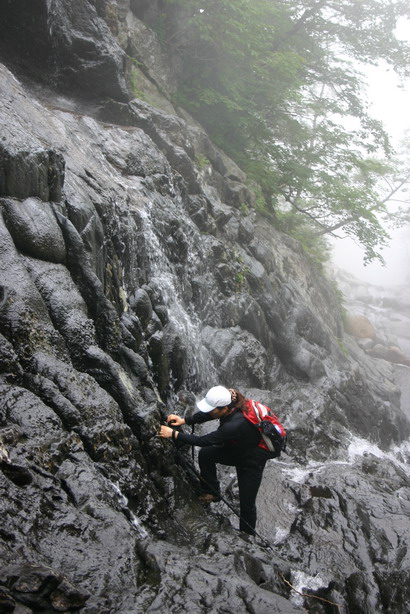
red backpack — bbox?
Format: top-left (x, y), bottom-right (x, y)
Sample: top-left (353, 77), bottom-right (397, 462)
top-left (244, 400), bottom-right (287, 457)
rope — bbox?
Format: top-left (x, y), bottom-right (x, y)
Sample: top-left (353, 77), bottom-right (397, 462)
top-left (279, 573), bottom-right (342, 612)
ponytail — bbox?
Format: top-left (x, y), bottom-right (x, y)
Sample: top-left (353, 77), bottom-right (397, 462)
top-left (227, 389), bottom-right (248, 412)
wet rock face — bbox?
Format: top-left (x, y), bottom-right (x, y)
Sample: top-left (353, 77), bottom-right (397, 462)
top-left (3, 198), bottom-right (66, 263)
top-left (0, 0), bottom-right (51, 81)
top-left (1, 563), bottom-right (89, 613)
top-left (0, 147), bottom-right (65, 203)
top-left (0, 4), bottom-right (410, 614)
top-left (0, 0), bottom-right (129, 100)
top-left (257, 449), bottom-right (410, 614)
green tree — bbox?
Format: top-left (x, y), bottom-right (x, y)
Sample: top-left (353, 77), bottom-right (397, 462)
top-left (157, 0), bottom-right (410, 262)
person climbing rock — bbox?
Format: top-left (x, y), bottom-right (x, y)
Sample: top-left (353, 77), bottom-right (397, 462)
top-left (159, 386), bottom-right (275, 535)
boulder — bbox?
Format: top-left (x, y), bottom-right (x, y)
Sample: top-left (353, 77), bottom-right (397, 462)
top-left (344, 314), bottom-right (376, 339)
top-left (367, 344), bottom-right (410, 366)
top-left (0, 147), bottom-right (65, 203)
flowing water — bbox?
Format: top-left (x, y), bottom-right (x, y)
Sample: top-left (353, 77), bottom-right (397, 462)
top-left (140, 197), bottom-right (218, 392)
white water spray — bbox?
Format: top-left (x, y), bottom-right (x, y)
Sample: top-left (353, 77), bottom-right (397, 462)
top-left (139, 199), bottom-right (217, 390)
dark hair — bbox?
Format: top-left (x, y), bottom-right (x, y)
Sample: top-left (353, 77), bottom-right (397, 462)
top-left (227, 389), bottom-right (248, 412)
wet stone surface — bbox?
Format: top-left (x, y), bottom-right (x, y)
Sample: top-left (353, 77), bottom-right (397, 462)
top-left (0, 3), bottom-right (410, 612)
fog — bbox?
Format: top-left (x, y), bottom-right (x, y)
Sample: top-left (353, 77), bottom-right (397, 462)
top-left (332, 224), bottom-right (410, 286)
top-left (331, 36), bottom-right (410, 289)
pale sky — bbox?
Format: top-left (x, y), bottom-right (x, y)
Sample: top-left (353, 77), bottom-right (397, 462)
top-left (365, 16), bottom-right (410, 142)
top-left (331, 19), bottom-right (410, 287)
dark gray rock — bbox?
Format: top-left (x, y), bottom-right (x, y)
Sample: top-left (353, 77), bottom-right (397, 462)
top-left (2, 199), bottom-right (66, 263)
top-left (0, 0), bottom-right (129, 101)
top-left (120, 312), bottom-right (144, 349)
top-left (0, 148), bottom-right (65, 203)
top-left (147, 330), bottom-right (169, 395)
top-left (0, 6), bottom-right (409, 612)
top-left (2, 562), bottom-right (89, 611)
top-left (130, 288), bottom-right (153, 328)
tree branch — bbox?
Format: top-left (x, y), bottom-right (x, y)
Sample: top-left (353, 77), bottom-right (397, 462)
top-left (310, 173), bottom-right (410, 236)
top-left (284, 0), bottom-right (328, 39)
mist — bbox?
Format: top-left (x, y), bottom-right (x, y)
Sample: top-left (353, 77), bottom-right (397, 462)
top-left (331, 35), bottom-right (410, 289)
top-left (332, 223), bottom-right (410, 287)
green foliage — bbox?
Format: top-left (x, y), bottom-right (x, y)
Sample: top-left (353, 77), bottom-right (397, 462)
top-left (158, 0), bottom-right (410, 262)
top-left (276, 209), bottom-right (332, 267)
top-left (252, 183), bottom-right (270, 216)
top-left (195, 154), bottom-right (210, 169)
top-left (127, 59), bottom-right (147, 101)
top-left (169, 0), bottom-right (304, 152)
top-left (150, 11), bottom-right (169, 45)
top-left (336, 337), bottom-right (349, 356)
top-left (235, 271), bottom-right (247, 289)
top-left (234, 266), bottom-right (251, 291)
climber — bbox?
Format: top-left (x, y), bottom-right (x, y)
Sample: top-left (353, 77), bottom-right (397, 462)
top-left (159, 386), bottom-right (274, 535)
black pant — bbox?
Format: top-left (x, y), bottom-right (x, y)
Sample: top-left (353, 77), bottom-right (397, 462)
top-left (198, 445), bottom-right (268, 535)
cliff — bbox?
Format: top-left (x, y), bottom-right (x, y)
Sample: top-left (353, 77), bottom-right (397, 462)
top-left (1, 2), bottom-right (410, 613)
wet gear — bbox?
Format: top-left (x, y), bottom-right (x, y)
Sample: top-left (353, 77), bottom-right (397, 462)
top-left (243, 400), bottom-right (287, 457)
top-left (198, 445), bottom-right (270, 534)
top-left (179, 408), bottom-right (261, 451)
top-left (179, 407), bottom-right (273, 534)
top-left (196, 386), bottom-right (232, 412)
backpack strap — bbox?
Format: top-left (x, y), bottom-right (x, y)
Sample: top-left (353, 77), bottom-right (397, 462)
top-left (251, 401), bottom-right (275, 453)
top-left (251, 400), bottom-right (270, 422)
top-left (251, 400), bottom-right (262, 424)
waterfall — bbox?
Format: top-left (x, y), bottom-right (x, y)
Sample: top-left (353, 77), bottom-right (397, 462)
top-left (109, 480), bottom-right (149, 539)
top-left (139, 197), bottom-right (217, 392)
top-left (45, 0), bottom-right (63, 88)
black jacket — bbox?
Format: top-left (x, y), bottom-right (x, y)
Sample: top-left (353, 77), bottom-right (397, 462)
top-left (177, 409), bottom-right (261, 452)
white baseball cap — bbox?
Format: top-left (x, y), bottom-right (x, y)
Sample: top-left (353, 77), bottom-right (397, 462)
top-left (196, 386), bottom-right (232, 413)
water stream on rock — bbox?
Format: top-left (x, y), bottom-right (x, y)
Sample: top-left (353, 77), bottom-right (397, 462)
top-left (109, 480), bottom-right (149, 539)
top-left (1, 2), bottom-right (410, 611)
top-left (141, 197), bottom-right (217, 392)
